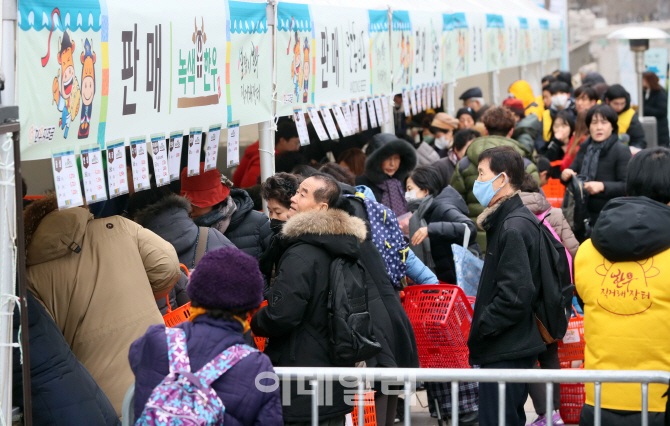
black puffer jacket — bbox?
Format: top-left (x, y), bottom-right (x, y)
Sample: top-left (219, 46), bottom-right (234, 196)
top-left (340, 184), bottom-right (420, 370)
top-left (132, 195), bottom-right (234, 314)
top-left (225, 188), bottom-right (272, 260)
top-left (251, 209), bottom-right (367, 422)
top-left (467, 194), bottom-right (545, 365)
top-left (355, 133), bottom-right (418, 205)
top-left (643, 88), bottom-right (669, 148)
top-left (566, 136), bottom-right (632, 224)
top-left (12, 291), bottom-right (120, 426)
top-left (422, 186), bottom-right (479, 284)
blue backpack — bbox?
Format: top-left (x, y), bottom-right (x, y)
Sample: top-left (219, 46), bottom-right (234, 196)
top-left (345, 194), bottom-right (409, 288)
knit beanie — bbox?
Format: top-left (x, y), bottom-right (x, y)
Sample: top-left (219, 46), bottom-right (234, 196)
top-left (186, 246), bottom-right (264, 311)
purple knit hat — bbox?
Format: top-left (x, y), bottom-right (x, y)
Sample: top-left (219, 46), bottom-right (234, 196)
top-left (186, 246), bottom-right (264, 311)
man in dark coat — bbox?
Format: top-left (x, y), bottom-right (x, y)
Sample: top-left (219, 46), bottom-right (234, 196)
top-left (181, 162), bottom-right (271, 260)
top-left (13, 292), bottom-right (119, 426)
top-left (467, 146), bottom-right (545, 426)
top-left (126, 187), bottom-right (235, 314)
top-left (251, 173), bottom-right (368, 426)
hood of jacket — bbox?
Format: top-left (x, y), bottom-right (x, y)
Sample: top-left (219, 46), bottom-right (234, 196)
top-left (229, 188), bottom-right (254, 228)
top-left (605, 84), bottom-right (632, 112)
top-left (592, 197), bottom-right (670, 262)
top-left (132, 194), bottom-right (200, 257)
top-left (24, 195), bottom-right (93, 266)
top-left (519, 192), bottom-right (551, 215)
top-left (466, 135), bottom-right (531, 164)
top-left (281, 208), bottom-right (367, 259)
top-left (509, 80), bottom-right (535, 109)
top-left (364, 133), bottom-right (418, 185)
top-left (426, 186), bottom-right (469, 218)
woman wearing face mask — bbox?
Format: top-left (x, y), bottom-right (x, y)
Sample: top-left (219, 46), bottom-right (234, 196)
top-left (561, 104), bottom-right (632, 226)
top-left (356, 133), bottom-right (418, 217)
top-left (536, 81), bottom-right (576, 153)
top-left (258, 173), bottom-right (301, 287)
top-left (430, 112), bottom-right (459, 156)
top-left (405, 166), bottom-right (480, 284)
top-left (542, 110), bottom-right (575, 162)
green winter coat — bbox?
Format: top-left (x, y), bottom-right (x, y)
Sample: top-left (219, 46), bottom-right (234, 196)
top-left (512, 113), bottom-right (542, 154)
top-left (450, 135), bottom-right (540, 248)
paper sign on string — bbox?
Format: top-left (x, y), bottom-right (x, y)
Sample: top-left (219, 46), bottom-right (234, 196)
top-left (52, 148), bottom-right (84, 210)
top-left (320, 106), bottom-right (341, 139)
top-left (129, 136), bottom-right (151, 192)
top-left (293, 107), bottom-right (311, 145)
top-left (106, 139), bottom-right (129, 198)
top-left (150, 133), bottom-right (170, 187)
top-left (422, 85), bottom-right (428, 111)
top-left (373, 96), bottom-right (384, 126)
top-left (416, 87), bottom-right (423, 112)
top-left (168, 131), bottom-right (183, 181)
top-left (307, 106), bottom-right (330, 141)
top-left (80, 144), bottom-right (107, 204)
top-left (410, 89), bottom-right (418, 116)
top-left (402, 89), bottom-right (411, 116)
top-left (380, 95), bottom-right (391, 125)
top-left (227, 122), bottom-right (240, 168)
top-left (342, 102), bottom-right (354, 134)
top-left (332, 104), bottom-right (352, 137)
top-left (431, 84), bottom-right (438, 109)
top-left (438, 84), bottom-right (444, 108)
top-left (205, 125), bottom-right (222, 172)
top-left (358, 98), bottom-right (369, 131)
top-left (187, 128), bottom-right (203, 177)
top-left (350, 101), bottom-right (360, 133)
top-left (366, 97), bottom-right (378, 128)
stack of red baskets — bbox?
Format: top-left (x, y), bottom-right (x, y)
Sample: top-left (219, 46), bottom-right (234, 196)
top-left (557, 310), bottom-right (586, 424)
top-left (351, 392), bottom-right (377, 426)
top-left (402, 284), bottom-right (473, 369)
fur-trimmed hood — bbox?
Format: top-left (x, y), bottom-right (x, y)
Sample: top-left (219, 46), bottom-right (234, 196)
top-left (477, 191), bottom-right (521, 230)
top-left (363, 133), bottom-right (418, 185)
top-left (23, 194), bottom-right (93, 263)
top-left (282, 208), bottom-right (367, 258)
top-left (132, 194), bottom-right (192, 228)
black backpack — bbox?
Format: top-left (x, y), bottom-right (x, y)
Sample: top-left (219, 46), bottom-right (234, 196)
top-left (326, 256), bottom-right (382, 365)
top-left (562, 176), bottom-right (591, 243)
top-left (506, 212), bottom-right (575, 344)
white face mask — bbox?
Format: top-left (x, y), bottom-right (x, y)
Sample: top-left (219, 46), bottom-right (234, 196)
top-left (551, 94), bottom-right (569, 109)
top-left (405, 190), bottom-right (417, 202)
top-left (434, 136), bottom-right (450, 150)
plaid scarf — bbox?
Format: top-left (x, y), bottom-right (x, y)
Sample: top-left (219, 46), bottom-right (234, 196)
top-left (379, 178), bottom-right (408, 217)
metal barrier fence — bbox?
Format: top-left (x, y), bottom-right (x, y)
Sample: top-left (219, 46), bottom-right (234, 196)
top-left (273, 367), bottom-right (670, 426)
top-left (121, 367), bottom-right (670, 426)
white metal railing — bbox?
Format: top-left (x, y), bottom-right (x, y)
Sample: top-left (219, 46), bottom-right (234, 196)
top-left (121, 367), bottom-right (670, 426)
top-left (273, 367), bottom-right (670, 426)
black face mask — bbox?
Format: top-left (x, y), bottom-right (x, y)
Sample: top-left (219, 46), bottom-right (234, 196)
top-left (270, 218), bottom-right (285, 234)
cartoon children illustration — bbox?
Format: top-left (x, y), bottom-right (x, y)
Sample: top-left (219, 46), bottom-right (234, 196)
top-left (302, 37), bottom-right (310, 103)
top-left (78, 38), bottom-right (96, 139)
top-left (50, 30), bottom-right (81, 139)
top-left (290, 31), bottom-right (302, 100)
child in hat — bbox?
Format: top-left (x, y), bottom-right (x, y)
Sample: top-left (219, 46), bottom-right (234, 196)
top-left (129, 247), bottom-right (283, 425)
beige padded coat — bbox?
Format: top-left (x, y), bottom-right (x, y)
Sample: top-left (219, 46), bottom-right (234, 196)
top-left (24, 196), bottom-right (180, 416)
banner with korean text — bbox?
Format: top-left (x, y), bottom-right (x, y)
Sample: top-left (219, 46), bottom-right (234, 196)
top-left (18, 0), bottom-right (272, 160)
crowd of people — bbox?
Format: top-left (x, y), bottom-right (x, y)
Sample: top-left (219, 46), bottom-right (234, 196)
top-left (12, 69), bottom-right (670, 426)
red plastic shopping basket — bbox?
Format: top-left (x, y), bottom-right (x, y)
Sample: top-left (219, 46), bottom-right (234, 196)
top-left (544, 177), bottom-right (566, 208)
top-left (402, 284), bottom-right (473, 369)
top-left (351, 392), bottom-right (376, 426)
top-left (560, 381), bottom-right (585, 424)
top-left (249, 300), bottom-right (269, 351)
top-left (557, 309), bottom-right (585, 364)
top-left (163, 264), bottom-right (193, 327)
